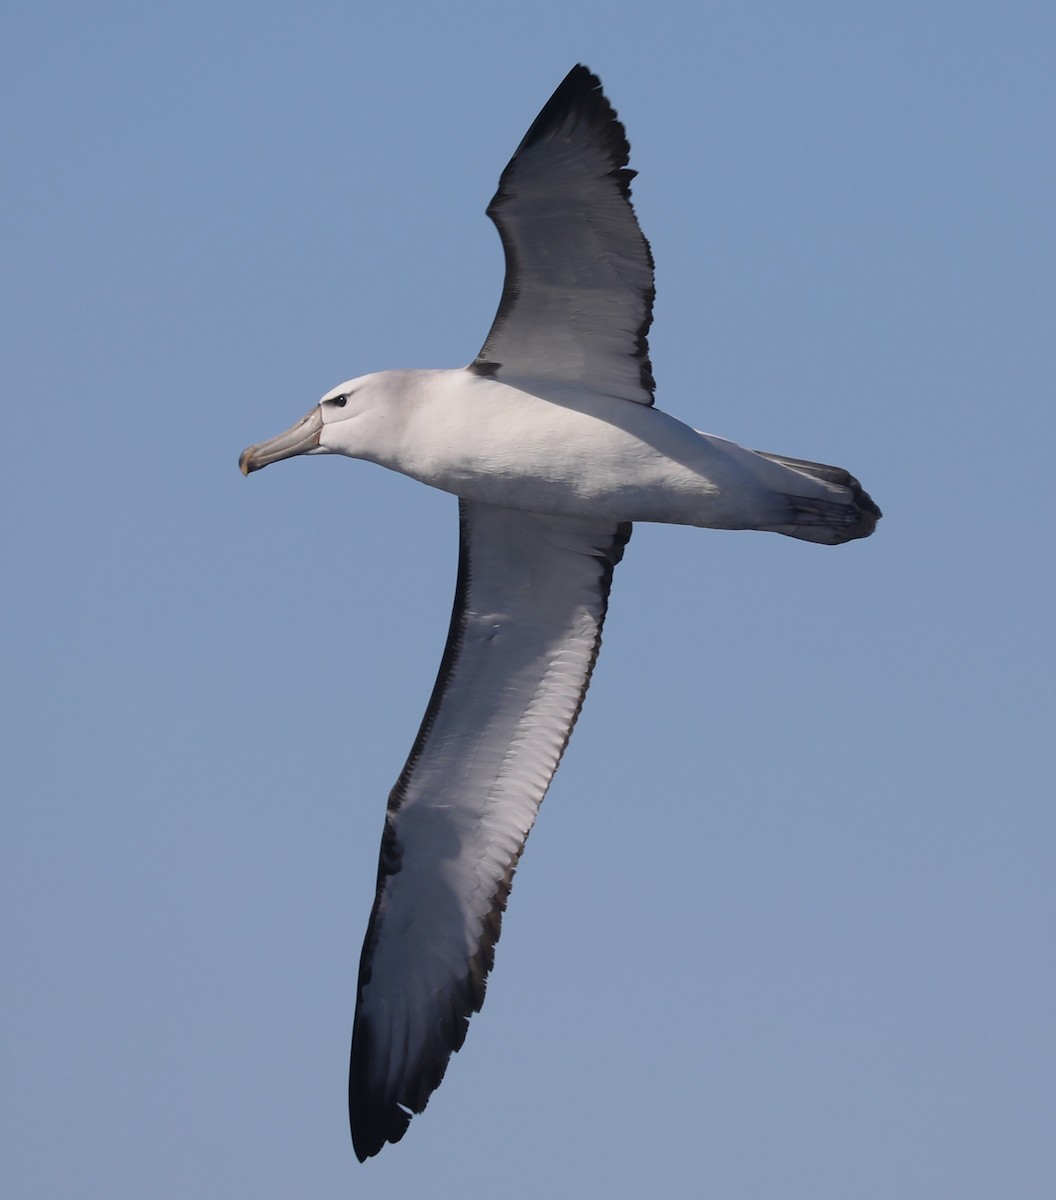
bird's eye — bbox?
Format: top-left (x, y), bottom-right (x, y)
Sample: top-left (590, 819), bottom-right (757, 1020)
top-left (331, 394), bottom-right (348, 408)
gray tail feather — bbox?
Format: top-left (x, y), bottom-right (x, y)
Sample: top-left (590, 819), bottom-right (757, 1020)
top-left (754, 449), bottom-right (882, 545)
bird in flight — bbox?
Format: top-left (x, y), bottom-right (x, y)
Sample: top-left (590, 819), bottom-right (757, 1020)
top-left (240, 64), bottom-right (880, 1161)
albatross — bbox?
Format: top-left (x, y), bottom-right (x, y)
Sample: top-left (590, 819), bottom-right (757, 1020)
top-left (239, 65), bottom-right (880, 1161)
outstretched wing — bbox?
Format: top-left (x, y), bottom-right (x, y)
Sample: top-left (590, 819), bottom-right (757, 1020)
top-left (349, 500), bottom-right (631, 1160)
top-left (472, 65), bottom-right (656, 405)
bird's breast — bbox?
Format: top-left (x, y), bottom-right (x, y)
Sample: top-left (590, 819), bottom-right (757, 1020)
top-left (374, 372), bottom-right (729, 524)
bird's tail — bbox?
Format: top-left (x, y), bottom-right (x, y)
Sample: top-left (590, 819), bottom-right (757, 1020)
top-left (754, 450), bottom-right (882, 545)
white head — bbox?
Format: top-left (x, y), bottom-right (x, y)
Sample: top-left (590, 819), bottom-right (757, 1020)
top-left (239, 372), bottom-right (397, 475)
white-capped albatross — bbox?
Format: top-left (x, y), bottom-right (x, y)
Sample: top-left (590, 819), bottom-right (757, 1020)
top-left (239, 64), bottom-right (880, 1161)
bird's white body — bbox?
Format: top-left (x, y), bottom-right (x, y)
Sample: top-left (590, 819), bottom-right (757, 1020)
top-left (317, 367), bottom-right (855, 536)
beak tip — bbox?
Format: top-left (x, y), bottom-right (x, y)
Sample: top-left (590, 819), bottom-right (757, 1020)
top-left (238, 447), bottom-right (258, 476)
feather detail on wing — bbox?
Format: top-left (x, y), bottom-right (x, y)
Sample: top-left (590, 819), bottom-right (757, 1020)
top-left (472, 65), bottom-right (655, 405)
top-left (349, 500), bottom-right (630, 1160)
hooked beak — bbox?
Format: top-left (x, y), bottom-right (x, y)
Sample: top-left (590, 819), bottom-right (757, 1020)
top-left (239, 406), bottom-right (323, 475)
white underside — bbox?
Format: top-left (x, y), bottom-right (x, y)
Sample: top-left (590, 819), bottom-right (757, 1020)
top-left (318, 367), bottom-right (852, 530)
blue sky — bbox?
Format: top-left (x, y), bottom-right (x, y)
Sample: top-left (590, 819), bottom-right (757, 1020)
top-left (4, 2), bottom-right (1054, 1196)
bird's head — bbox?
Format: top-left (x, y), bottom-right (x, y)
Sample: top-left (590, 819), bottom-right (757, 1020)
top-left (239, 374), bottom-right (390, 475)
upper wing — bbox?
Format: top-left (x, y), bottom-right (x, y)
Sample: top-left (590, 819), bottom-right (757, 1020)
top-left (349, 500), bottom-right (631, 1160)
top-left (472, 65), bottom-right (656, 405)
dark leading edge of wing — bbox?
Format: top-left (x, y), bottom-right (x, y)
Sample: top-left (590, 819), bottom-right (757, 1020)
top-left (472, 65), bottom-right (656, 405)
top-left (349, 503), bottom-right (630, 1160)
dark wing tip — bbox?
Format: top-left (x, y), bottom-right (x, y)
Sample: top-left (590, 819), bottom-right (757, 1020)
top-left (347, 880), bottom-right (514, 1161)
top-left (349, 1026), bottom-right (412, 1162)
top-left (511, 64), bottom-right (632, 178)
top-left (347, 967), bottom-right (492, 1160)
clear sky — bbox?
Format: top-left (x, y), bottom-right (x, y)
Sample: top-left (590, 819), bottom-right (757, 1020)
top-left (4, 2), bottom-right (1054, 1196)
